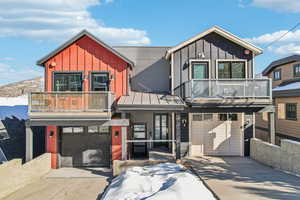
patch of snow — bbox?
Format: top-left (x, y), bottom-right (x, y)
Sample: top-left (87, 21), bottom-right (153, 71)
top-left (273, 82), bottom-right (300, 91)
top-left (101, 163), bottom-right (216, 200)
top-left (0, 95), bottom-right (28, 106)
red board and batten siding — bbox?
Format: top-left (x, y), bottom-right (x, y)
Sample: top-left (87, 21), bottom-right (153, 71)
top-left (44, 35), bottom-right (129, 98)
top-left (42, 35), bottom-right (130, 168)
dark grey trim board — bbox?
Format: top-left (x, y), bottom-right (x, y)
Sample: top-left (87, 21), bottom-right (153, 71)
top-left (273, 89), bottom-right (300, 97)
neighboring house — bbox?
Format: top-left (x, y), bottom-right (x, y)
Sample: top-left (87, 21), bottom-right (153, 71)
top-left (256, 55), bottom-right (300, 145)
top-left (26, 26), bottom-right (273, 169)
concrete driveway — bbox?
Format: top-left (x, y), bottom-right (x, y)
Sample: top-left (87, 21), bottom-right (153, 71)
top-left (2, 167), bottom-right (112, 200)
top-left (183, 157), bottom-right (300, 200)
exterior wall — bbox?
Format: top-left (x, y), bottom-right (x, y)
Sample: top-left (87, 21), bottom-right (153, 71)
top-left (0, 153), bottom-right (51, 199)
top-left (114, 47), bottom-right (170, 93)
top-left (128, 111), bottom-right (172, 151)
top-left (275, 97), bottom-right (300, 139)
top-left (172, 32), bottom-right (253, 90)
top-left (251, 138), bottom-right (300, 176)
top-left (44, 35), bottom-right (129, 98)
top-left (111, 126), bottom-right (122, 161)
top-left (267, 61), bottom-right (300, 88)
top-left (46, 126), bottom-right (58, 169)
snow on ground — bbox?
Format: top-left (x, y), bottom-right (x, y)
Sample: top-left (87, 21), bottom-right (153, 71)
top-left (101, 163), bottom-right (216, 200)
top-left (0, 95), bottom-right (28, 106)
top-left (273, 82), bottom-right (300, 91)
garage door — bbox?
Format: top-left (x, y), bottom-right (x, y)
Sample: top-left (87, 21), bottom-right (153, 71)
top-left (60, 126), bottom-right (111, 167)
top-left (191, 113), bottom-right (243, 156)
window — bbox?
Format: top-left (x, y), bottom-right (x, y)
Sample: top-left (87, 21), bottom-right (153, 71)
top-left (88, 126), bottom-right (109, 134)
top-left (294, 64), bottom-right (300, 77)
top-left (219, 113), bottom-right (238, 121)
top-left (218, 61), bottom-right (245, 79)
top-left (54, 73), bottom-right (82, 91)
top-left (273, 70), bottom-right (281, 80)
top-left (286, 103), bottom-right (297, 120)
top-left (191, 62), bottom-right (208, 79)
top-left (91, 72), bottom-right (109, 91)
top-left (62, 127), bottom-right (84, 133)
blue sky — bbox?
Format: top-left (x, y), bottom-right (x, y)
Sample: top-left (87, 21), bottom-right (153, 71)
top-left (0, 0), bottom-right (300, 85)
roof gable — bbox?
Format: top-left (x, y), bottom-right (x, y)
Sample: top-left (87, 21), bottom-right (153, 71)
top-left (262, 55), bottom-right (300, 75)
top-left (37, 30), bottom-right (134, 67)
top-left (165, 26), bottom-right (263, 59)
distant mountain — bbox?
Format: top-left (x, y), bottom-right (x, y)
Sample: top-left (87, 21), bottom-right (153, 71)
top-left (0, 77), bottom-right (44, 97)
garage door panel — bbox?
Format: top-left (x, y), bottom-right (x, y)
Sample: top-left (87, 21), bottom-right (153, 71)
top-left (191, 113), bottom-right (242, 156)
top-left (60, 128), bottom-right (111, 167)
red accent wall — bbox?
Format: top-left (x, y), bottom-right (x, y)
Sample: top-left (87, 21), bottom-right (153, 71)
top-left (44, 35), bottom-right (129, 98)
top-left (111, 126), bottom-right (122, 161)
top-left (46, 126), bottom-right (59, 169)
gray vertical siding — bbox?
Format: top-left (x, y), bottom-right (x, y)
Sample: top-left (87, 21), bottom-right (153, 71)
top-left (173, 32), bottom-right (253, 90)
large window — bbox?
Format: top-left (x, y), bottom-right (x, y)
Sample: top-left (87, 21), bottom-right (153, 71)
top-left (286, 103), bottom-right (297, 120)
top-left (91, 72), bottom-right (109, 91)
top-left (191, 62), bottom-right (208, 79)
top-left (273, 70), bottom-right (281, 80)
top-left (218, 61), bottom-right (245, 79)
top-left (294, 64), bottom-right (300, 77)
top-left (53, 73), bottom-right (82, 91)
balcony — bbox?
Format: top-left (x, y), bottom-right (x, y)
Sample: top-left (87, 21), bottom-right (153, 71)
top-left (176, 79), bottom-right (272, 106)
top-left (28, 92), bottom-right (114, 122)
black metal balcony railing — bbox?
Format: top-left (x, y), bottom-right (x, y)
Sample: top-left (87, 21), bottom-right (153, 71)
top-left (29, 92), bottom-right (113, 113)
top-left (175, 79), bottom-right (272, 102)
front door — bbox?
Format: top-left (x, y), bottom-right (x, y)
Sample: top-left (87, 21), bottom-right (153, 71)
top-left (132, 123), bottom-right (147, 157)
top-left (154, 114), bottom-right (168, 148)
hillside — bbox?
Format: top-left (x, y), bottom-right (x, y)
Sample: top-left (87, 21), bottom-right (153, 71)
top-left (0, 77), bottom-right (43, 97)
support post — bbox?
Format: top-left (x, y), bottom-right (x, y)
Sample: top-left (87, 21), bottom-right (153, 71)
top-left (172, 112), bottom-right (175, 155)
top-left (121, 113), bottom-right (127, 160)
top-left (175, 113), bottom-right (181, 160)
top-left (269, 112), bottom-right (275, 144)
top-left (25, 121), bottom-right (33, 162)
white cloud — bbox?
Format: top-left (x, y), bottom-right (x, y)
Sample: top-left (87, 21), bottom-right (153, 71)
top-left (245, 29), bottom-right (300, 55)
top-left (245, 29), bottom-right (300, 44)
top-left (0, 0), bottom-right (150, 45)
top-left (252, 0), bottom-right (300, 13)
top-left (0, 57), bottom-right (14, 61)
top-left (270, 43), bottom-right (300, 55)
top-left (105, 0), bottom-right (114, 3)
top-left (0, 63), bottom-right (42, 85)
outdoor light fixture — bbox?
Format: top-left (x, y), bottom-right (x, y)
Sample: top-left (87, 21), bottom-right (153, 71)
top-left (244, 49), bottom-right (251, 55)
top-left (49, 61), bottom-right (56, 68)
top-left (198, 52), bottom-right (205, 59)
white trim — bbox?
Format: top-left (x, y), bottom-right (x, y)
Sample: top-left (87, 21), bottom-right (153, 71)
top-left (241, 113), bottom-right (245, 157)
top-left (189, 59), bottom-right (211, 80)
top-left (166, 26), bottom-right (263, 59)
top-left (215, 59), bottom-right (248, 79)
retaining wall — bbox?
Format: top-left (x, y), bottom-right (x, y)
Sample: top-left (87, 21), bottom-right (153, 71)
top-left (250, 138), bottom-right (300, 175)
top-left (0, 153), bottom-right (51, 199)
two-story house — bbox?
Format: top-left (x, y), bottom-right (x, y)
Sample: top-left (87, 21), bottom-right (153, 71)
top-left (256, 55), bottom-right (300, 145)
top-left (25, 26), bottom-right (273, 169)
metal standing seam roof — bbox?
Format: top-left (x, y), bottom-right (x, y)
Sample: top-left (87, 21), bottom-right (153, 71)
top-left (262, 54), bottom-right (300, 76)
top-left (117, 92), bottom-right (186, 111)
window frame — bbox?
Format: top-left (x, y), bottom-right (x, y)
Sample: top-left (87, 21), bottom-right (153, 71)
top-left (286, 103), bottom-right (297, 121)
top-left (189, 59), bottom-right (211, 80)
top-left (90, 71), bottom-right (110, 91)
top-left (273, 69), bottom-right (281, 81)
top-left (294, 64), bottom-right (300, 77)
top-left (52, 71), bottom-right (83, 92)
top-left (216, 59), bottom-right (247, 79)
